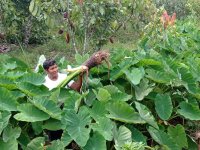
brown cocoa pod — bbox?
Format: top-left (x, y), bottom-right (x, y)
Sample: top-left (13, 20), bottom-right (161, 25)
top-left (109, 37), bottom-right (114, 43)
top-left (65, 33), bottom-right (70, 43)
top-left (0, 33), bottom-right (5, 39)
top-left (58, 29), bottom-right (64, 34)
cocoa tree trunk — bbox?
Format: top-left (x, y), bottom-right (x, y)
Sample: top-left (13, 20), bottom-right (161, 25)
top-left (23, 16), bottom-right (33, 46)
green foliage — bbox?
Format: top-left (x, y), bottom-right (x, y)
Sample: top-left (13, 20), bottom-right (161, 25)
top-left (1, 17), bottom-right (200, 149)
top-left (0, 0), bottom-right (49, 44)
top-left (153, 0), bottom-right (190, 19)
top-left (28, 0), bottom-right (156, 51)
top-left (154, 93), bottom-right (173, 120)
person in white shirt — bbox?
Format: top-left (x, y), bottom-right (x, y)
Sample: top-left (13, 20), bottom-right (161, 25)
top-left (43, 59), bottom-right (87, 92)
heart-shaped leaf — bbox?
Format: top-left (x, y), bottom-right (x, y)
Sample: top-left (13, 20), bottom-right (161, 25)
top-left (135, 102), bottom-right (158, 129)
top-left (155, 93), bottom-right (173, 120)
top-left (178, 102), bottom-right (200, 120)
top-left (106, 101), bottom-right (145, 124)
top-left (14, 104), bottom-right (50, 122)
top-left (62, 106), bottom-right (91, 147)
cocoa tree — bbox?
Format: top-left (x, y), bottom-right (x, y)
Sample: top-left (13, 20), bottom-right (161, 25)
top-left (29, 0), bottom-right (156, 53)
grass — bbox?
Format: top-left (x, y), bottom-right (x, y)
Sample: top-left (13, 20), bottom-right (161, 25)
top-left (7, 29), bottom-right (138, 67)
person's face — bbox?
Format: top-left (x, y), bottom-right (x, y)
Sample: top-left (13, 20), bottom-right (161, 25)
top-left (46, 64), bottom-right (58, 79)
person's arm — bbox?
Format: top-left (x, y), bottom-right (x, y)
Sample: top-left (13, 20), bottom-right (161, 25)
top-left (69, 74), bottom-right (83, 92)
top-left (68, 65), bottom-right (88, 92)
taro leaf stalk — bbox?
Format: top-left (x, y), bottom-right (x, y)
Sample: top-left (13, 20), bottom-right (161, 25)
top-left (57, 50), bottom-right (110, 88)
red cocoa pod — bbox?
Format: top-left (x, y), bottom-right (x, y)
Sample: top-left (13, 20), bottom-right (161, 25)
top-left (63, 12), bottom-right (68, 18)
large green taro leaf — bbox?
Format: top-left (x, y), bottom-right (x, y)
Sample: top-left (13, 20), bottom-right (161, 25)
top-left (61, 130), bottom-right (73, 147)
top-left (16, 73), bottom-right (45, 85)
top-left (27, 137), bottom-right (45, 150)
top-left (10, 90), bottom-right (25, 99)
top-left (178, 68), bottom-right (199, 94)
top-left (126, 125), bottom-right (147, 144)
top-left (146, 69), bottom-right (172, 83)
top-left (83, 132), bottom-right (107, 150)
top-left (63, 90), bottom-right (82, 111)
top-left (43, 118), bottom-right (65, 131)
top-left (187, 135), bottom-right (198, 150)
top-left (46, 140), bottom-right (65, 150)
top-left (31, 97), bottom-right (62, 120)
top-left (0, 111), bottom-right (11, 134)
top-left (75, 53), bottom-right (89, 65)
top-left (14, 103), bottom-right (50, 122)
top-left (3, 124), bottom-right (21, 142)
top-left (148, 127), bottom-right (180, 150)
top-left (168, 124), bottom-right (188, 149)
top-left (0, 87), bottom-right (19, 111)
top-left (177, 101), bottom-right (200, 120)
top-left (4, 71), bottom-right (24, 79)
top-left (106, 101), bottom-right (145, 124)
top-left (111, 92), bottom-right (132, 102)
top-left (91, 117), bottom-right (114, 141)
top-left (95, 88), bottom-right (111, 102)
top-left (0, 139), bottom-right (18, 150)
top-left (113, 125), bottom-right (132, 150)
top-left (124, 67), bottom-right (145, 85)
top-left (17, 82), bottom-right (49, 97)
top-left (110, 58), bottom-right (136, 81)
top-left (61, 106), bottom-right (91, 147)
top-left (135, 102), bottom-right (158, 129)
top-left (138, 58), bottom-right (162, 66)
top-left (135, 78), bottom-right (154, 101)
top-left (154, 94), bottom-right (173, 120)
top-left (103, 85), bottom-right (119, 94)
top-left (32, 122), bottom-right (43, 135)
top-left (103, 85), bottom-right (132, 101)
top-left (89, 101), bottom-right (107, 120)
top-left (0, 75), bottom-right (17, 89)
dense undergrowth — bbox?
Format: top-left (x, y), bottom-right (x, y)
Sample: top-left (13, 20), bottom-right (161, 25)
top-left (0, 17), bottom-right (200, 150)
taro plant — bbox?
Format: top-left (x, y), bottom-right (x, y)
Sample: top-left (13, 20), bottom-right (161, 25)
top-left (0, 18), bottom-right (200, 149)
